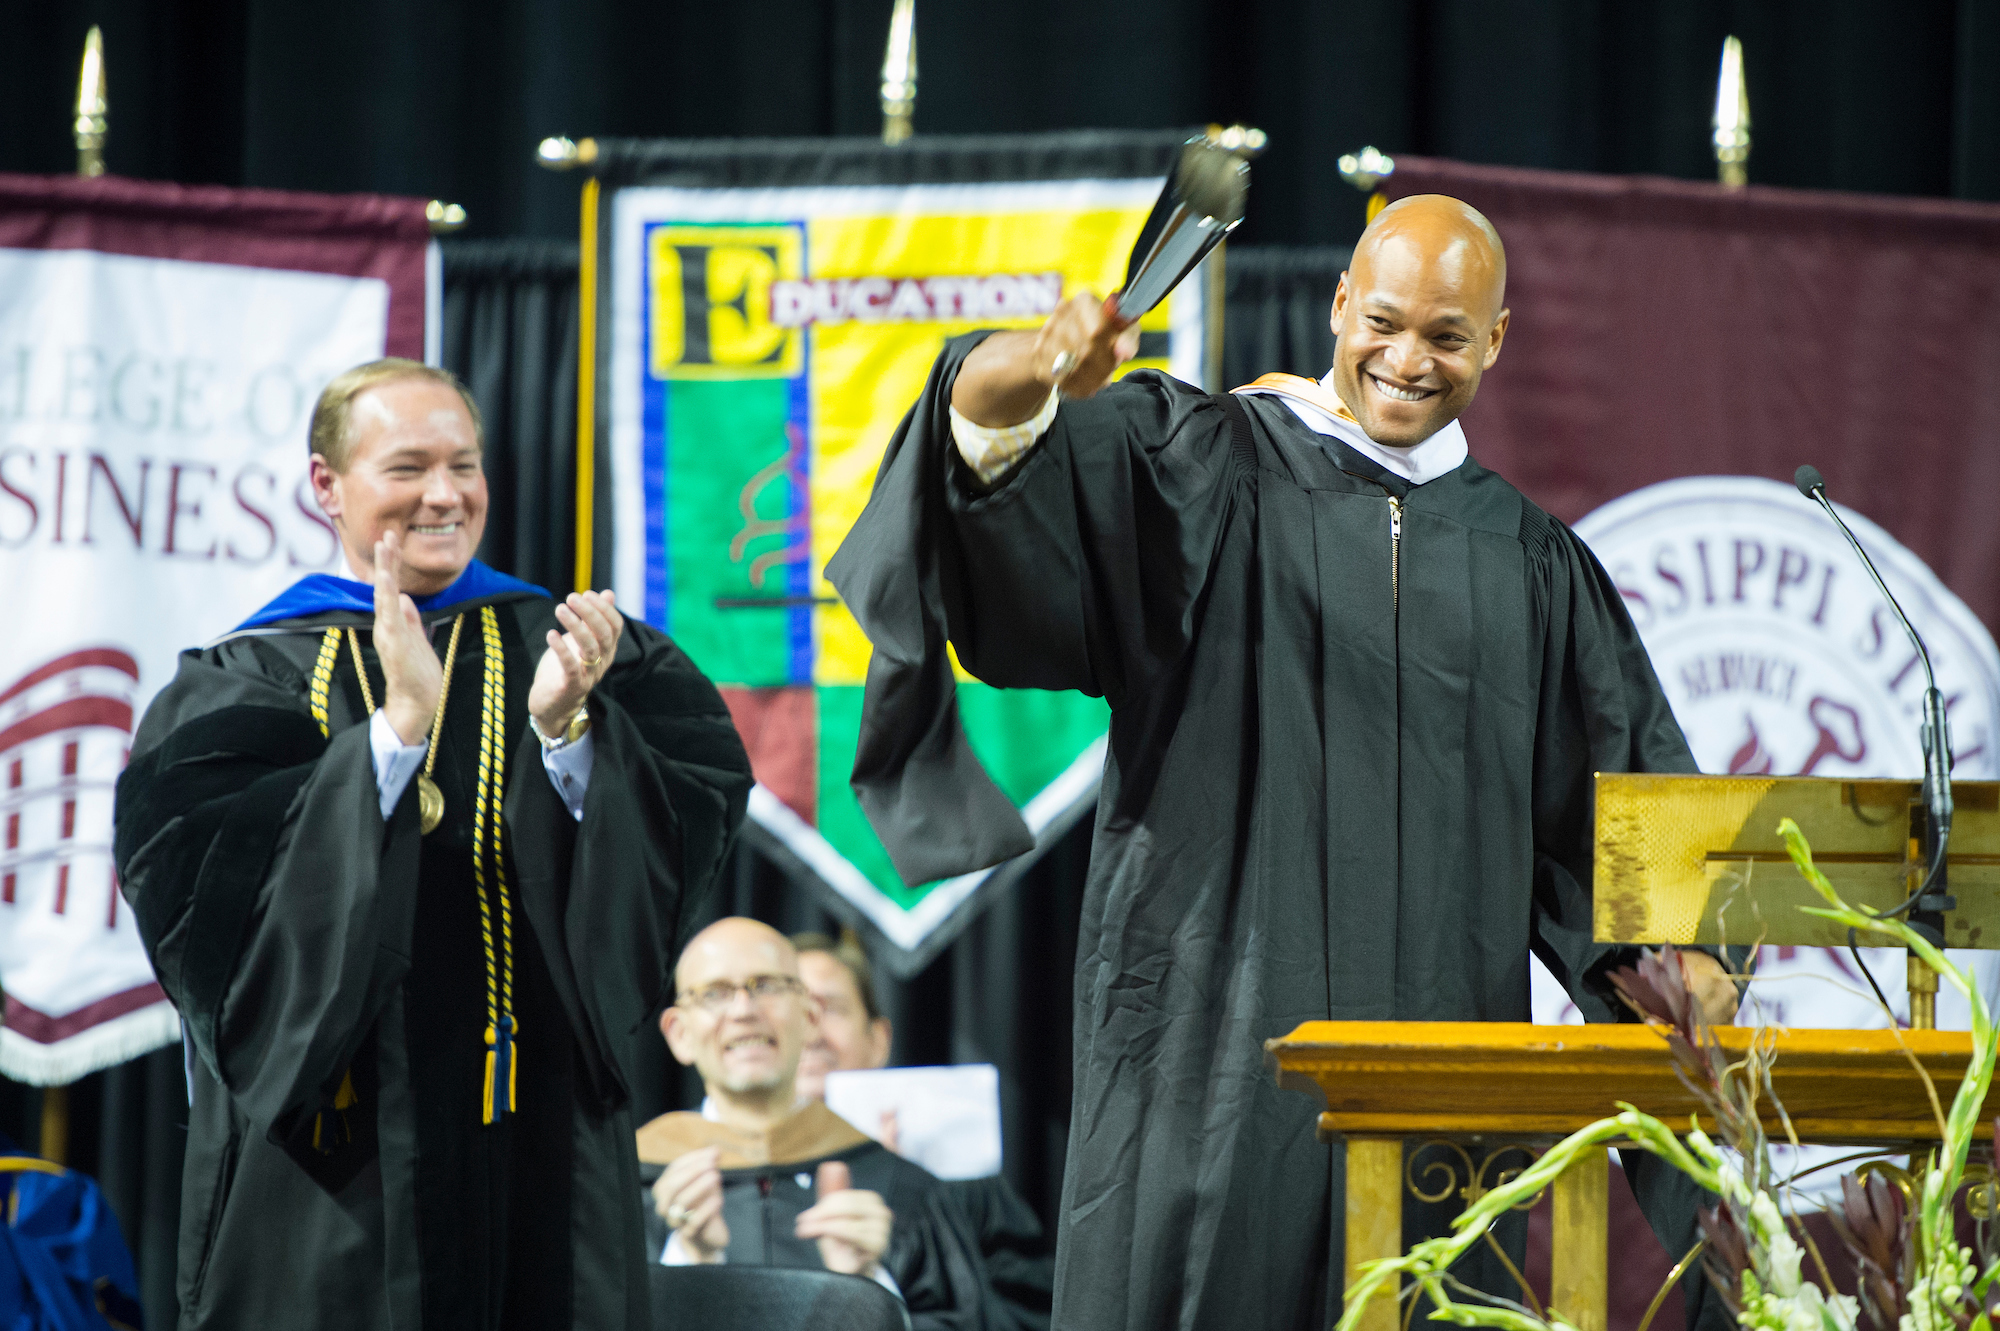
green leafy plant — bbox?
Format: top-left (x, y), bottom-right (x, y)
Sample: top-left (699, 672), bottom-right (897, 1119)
top-left (1334, 817), bottom-right (2000, 1331)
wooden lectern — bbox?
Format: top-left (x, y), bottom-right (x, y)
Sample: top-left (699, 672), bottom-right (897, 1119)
top-left (1266, 773), bottom-right (2000, 1330)
top-left (1267, 1022), bottom-right (1994, 1330)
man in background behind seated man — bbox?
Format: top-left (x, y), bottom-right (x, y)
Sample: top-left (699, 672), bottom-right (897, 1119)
top-left (791, 932), bottom-right (1054, 1331)
top-left (640, 918), bottom-right (994, 1329)
top-left (792, 932), bottom-right (891, 1108)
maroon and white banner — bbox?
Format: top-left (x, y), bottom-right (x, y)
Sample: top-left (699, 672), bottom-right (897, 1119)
top-left (1393, 161), bottom-right (2000, 1122)
top-left (0, 174), bottom-right (432, 1084)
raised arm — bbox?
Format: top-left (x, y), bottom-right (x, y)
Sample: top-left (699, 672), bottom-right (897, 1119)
top-left (951, 293), bottom-right (1139, 427)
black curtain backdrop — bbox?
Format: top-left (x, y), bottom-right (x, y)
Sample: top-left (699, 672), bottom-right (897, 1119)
top-left (1219, 245), bottom-right (1351, 390)
top-left (445, 237), bottom-right (584, 596)
top-left (1, 1), bottom-right (1995, 248)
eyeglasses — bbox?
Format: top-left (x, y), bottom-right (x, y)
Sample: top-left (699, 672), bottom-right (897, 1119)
top-left (677, 975), bottom-right (806, 1015)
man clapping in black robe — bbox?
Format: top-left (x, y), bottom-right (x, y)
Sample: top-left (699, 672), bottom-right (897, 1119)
top-left (826, 196), bottom-right (1738, 1329)
top-left (640, 919), bottom-right (993, 1329)
top-left (113, 360), bottom-right (751, 1330)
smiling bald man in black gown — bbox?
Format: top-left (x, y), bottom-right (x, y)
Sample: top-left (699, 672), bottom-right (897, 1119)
top-left (827, 197), bottom-right (1737, 1330)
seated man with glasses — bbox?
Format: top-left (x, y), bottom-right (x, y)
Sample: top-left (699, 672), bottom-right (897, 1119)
top-left (639, 918), bottom-right (995, 1329)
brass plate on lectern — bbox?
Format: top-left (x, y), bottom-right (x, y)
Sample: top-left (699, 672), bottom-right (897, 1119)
top-left (1593, 773), bottom-right (2000, 948)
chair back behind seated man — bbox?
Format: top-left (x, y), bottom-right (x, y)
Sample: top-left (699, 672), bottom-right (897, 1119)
top-left (640, 918), bottom-right (998, 1331)
top-left (648, 1264), bottom-right (910, 1331)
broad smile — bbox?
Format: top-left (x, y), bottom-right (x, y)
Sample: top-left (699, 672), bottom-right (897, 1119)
top-left (722, 1035), bottom-right (776, 1056)
top-left (1367, 372), bottom-right (1438, 404)
top-left (407, 521), bottom-right (463, 537)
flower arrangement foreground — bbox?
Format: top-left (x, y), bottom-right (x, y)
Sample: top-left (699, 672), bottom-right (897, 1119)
top-left (1337, 818), bottom-right (2000, 1331)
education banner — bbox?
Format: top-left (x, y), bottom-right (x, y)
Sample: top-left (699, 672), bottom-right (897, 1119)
top-left (0, 174), bottom-right (432, 1083)
top-left (600, 133), bottom-right (1205, 973)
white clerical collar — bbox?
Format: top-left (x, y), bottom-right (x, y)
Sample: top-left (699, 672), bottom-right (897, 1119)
top-left (1243, 370), bottom-right (1469, 486)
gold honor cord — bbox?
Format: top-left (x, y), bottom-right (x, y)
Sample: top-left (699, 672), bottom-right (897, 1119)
top-left (472, 605), bottom-right (517, 1123)
top-left (308, 629), bottom-right (341, 737)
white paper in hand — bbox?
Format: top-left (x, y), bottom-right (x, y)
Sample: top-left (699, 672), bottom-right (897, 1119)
top-left (823, 1064), bottom-right (1002, 1181)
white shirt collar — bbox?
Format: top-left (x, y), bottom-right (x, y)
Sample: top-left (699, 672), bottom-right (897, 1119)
top-left (1242, 369), bottom-right (1470, 486)
top-left (697, 1093), bottom-right (811, 1122)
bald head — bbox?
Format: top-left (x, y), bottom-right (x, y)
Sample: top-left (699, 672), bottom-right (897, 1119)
top-left (1355, 195), bottom-right (1507, 324)
top-left (1329, 194), bottom-right (1512, 447)
top-left (675, 917), bottom-right (798, 992)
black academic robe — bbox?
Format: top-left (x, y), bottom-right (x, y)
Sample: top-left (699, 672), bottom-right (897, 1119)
top-left (113, 584), bottom-right (751, 1331)
top-left (939, 1176), bottom-right (1051, 1331)
top-left (825, 335), bottom-right (1726, 1331)
top-left (636, 1103), bottom-right (995, 1331)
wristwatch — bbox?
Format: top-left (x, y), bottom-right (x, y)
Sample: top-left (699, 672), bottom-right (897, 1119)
top-left (537, 708), bottom-right (591, 751)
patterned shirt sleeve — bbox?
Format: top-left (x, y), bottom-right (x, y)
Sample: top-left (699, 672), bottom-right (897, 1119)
top-left (948, 387), bottom-right (1060, 484)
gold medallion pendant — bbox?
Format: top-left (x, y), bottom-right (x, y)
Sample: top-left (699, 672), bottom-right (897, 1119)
top-left (417, 774), bottom-right (445, 834)
top-left (411, 613), bottom-right (468, 836)
top-left (339, 614), bottom-right (468, 837)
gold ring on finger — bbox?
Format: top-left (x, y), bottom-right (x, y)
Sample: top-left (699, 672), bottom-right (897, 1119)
top-left (580, 655), bottom-right (602, 667)
top-left (667, 1205), bottom-right (690, 1227)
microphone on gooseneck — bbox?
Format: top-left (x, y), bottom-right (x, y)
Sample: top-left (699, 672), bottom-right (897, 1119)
top-left (1793, 465), bottom-right (1955, 947)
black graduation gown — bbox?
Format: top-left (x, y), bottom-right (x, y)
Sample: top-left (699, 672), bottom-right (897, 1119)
top-left (113, 585), bottom-right (751, 1331)
top-left (635, 1104), bottom-right (995, 1331)
top-left (938, 1176), bottom-right (1051, 1331)
top-left (825, 335), bottom-right (1723, 1331)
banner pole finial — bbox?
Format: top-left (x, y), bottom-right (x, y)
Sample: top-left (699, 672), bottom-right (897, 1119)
top-left (74, 25), bottom-right (107, 178)
top-left (1713, 35), bottom-right (1751, 188)
top-left (881, 0), bottom-right (916, 145)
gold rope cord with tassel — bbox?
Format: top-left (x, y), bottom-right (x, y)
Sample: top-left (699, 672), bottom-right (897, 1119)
top-left (472, 605), bottom-right (517, 1123)
top-left (308, 627), bottom-right (361, 1151)
top-left (308, 629), bottom-right (341, 737)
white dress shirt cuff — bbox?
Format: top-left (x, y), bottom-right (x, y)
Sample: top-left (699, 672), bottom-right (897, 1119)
top-left (949, 387), bottom-right (1059, 484)
top-left (368, 710), bottom-right (427, 822)
top-left (540, 729), bottom-right (594, 822)
top-left (660, 1232), bottom-right (716, 1266)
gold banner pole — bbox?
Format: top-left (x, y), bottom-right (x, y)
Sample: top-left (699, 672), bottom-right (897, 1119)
top-left (1198, 125), bottom-right (1267, 392)
top-left (40, 1084), bottom-right (69, 1165)
top-left (574, 174), bottom-right (601, 593)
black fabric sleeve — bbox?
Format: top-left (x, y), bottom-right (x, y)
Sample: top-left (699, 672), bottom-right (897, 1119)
top-left (824, 332), bottom-right (1245, 884)
top-left (882, 1177), bottom-right (1007, 1331)
top-left (114, 648), bottom-right (422, 1179)
top-left (939, 1176), bottom-right (1051, 1331)
top-left (506, 617), bottom-right (751, 1110)
top-left (1522, 508), bottom-right (1703, 1022)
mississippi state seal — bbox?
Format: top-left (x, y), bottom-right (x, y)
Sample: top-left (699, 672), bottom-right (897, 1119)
top-left (1574, 476), bottom-right (1998, 785)
top-left (1528, 478), bottom-right (2000, 1047)
top-left (1568, 476), bottom-right (2000, 1197)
